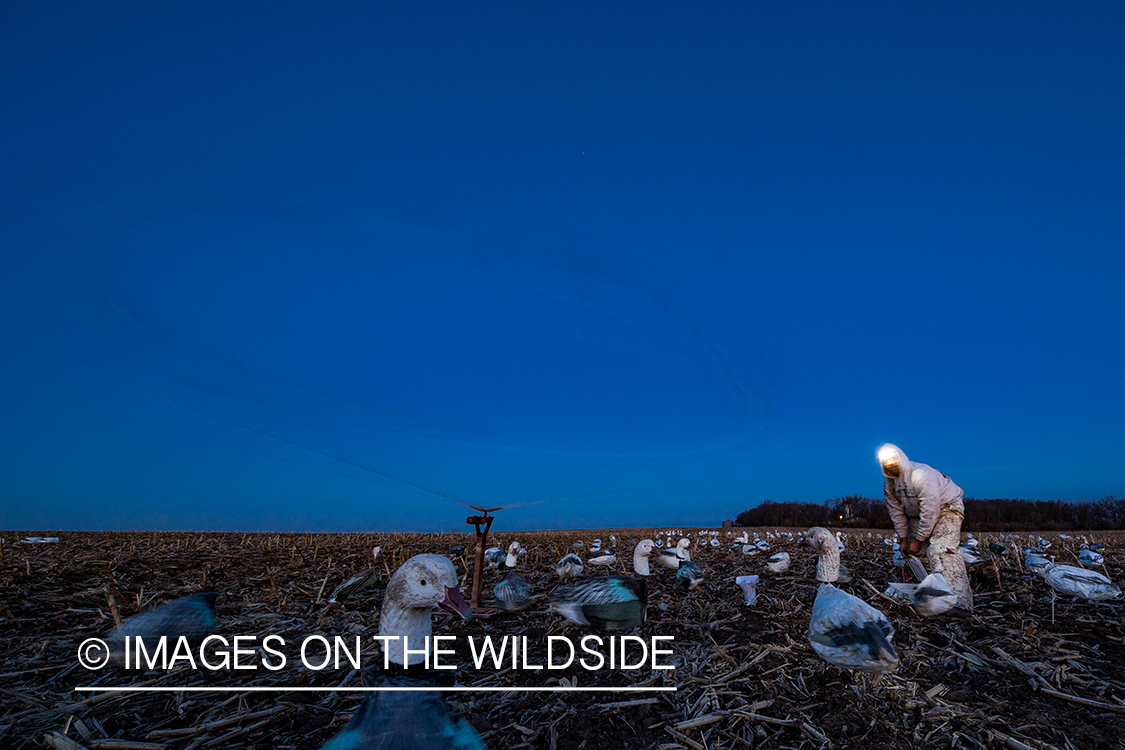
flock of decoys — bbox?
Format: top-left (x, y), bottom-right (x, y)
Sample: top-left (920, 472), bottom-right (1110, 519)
top-left (96, 529), bottom-right (1120, 748)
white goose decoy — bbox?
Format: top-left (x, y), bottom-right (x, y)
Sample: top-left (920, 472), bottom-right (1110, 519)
top-left (805, 528), bottom-right (843, 583)
top-left (555, 552), bottom-right (584, 579)
top-left (588, 551), bottom-right (617, 567)
top-left (661, 538), bottom-right (692, 564)
top-left (632, 539), bottom-right (656, 576)
top-left (806, 529), bottom-right (898, 676)
top-left (765, 552), bottom-right (790, 574)
top-left (1041, 564), bottom-right (1121, 600)
top-left (589, 539), bottom-right (602, 553)
top-left (377, 554), bottom-right (473, 668)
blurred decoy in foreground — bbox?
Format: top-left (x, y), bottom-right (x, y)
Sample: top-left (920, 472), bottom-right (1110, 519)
top-left (549, 576), bottom-right (647, 630)
top-left (555, 553), bottom-right (584, 579)
top-left (329, 547), bottom-right (383, 603)
top-left (676, 559), bottom-right (704, 592)
top-left (106, 592), bottom-right (217, 667)
top-left (493, 572), bottom-right (532, 612)
top-left (320, 668), bottom-right (486, 749)
top-left (808, 584), bottom-right (899, 677)
top-left (378, 554), bottom-right (473, 668)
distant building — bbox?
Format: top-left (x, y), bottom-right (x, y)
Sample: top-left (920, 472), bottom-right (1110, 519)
top-left (722, 518), bottom-right (734, 529)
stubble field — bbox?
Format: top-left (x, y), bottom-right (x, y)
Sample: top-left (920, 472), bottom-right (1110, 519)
top-left (2, 528), bottom-right (1123, 750)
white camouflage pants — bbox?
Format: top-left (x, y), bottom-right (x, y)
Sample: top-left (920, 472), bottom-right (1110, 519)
top-left (910, 507), bottom-right (973, 611)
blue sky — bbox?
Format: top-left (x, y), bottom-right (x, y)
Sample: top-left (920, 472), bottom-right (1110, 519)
top-left (3, 3), bottom-right (1123, 532)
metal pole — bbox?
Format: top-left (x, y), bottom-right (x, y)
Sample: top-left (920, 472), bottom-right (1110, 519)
top-left (468, 512), bottom-right (494, 609)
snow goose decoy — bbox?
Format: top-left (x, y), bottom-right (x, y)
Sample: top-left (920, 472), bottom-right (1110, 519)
top-left (483, 547), bottom-right (506, 570)
top-left (555, 552), bottom-right (584, 579)
top-left (675, 559), bottom-right (704, 592)
top-left (322, 555), bottom-right (480, 750)
top-left (549, 576), bottom-right (647, 630)
top-left (1078, 547), bottom-right (1104, 567)
top-left (1042, 564), bottom-right (1121, 600)
top-left (493, 571), bottom-right (533, 612)
top-left (329, 547), bottom-right (383, 603)
top-left (808, 583), bottom-right (899, 676)
top-left (804, 527), bottom-right (846, 583)
top-left (106, 592), bottom-right (218, 667)
top-left (764, 552), bottom-right (790, 574)
top-left (588, 551), bottom-right (617, 567)
top-left (378, 554), bottom-right (473, 668)
top-left (911, 573), bottom-right (959, 616)
top-left (632, 539), bottom-right (655, 576)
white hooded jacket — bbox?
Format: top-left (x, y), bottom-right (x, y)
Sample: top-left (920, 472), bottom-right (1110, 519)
top-left (879, 444), bottom-right (964, 542)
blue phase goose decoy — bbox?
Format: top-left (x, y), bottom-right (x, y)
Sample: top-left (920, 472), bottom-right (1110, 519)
top-left (320, 668), bottom-right (486, 749)
top-left (492, 572), bottom-right (532, 612)
top-left (555, 552), bottom-right (584, 579)
top-left (483, 542), bottom-right (524, 570)
top-left (329, 548), bottom-right (384, 603)
top-left (549, 576), bottom-right (647, 631)
top-left (675, 559), bottom-right (704, 592)
top-left (106, 592), bottom-right (217, 667)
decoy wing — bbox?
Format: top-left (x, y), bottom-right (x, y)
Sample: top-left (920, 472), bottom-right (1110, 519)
top-left (320, 671), bottom-right (486, 749)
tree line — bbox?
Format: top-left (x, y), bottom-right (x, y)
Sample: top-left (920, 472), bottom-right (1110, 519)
top-left (734, 495), bottom-right (1125, 531)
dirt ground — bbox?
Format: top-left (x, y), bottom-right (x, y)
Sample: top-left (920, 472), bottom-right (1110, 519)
top-left (2, 527), bottom-right (1123, 749)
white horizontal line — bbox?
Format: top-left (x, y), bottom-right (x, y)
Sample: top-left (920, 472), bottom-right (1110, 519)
top-left (75, 686), bottom-right (676, 693)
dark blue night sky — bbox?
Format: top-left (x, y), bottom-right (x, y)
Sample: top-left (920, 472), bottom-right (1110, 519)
top-left (3, 3), bottom-right (1123, 531)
